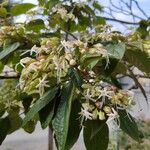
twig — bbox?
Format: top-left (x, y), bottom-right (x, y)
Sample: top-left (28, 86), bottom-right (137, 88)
top-left (103, 17), bottom-right (139, 25)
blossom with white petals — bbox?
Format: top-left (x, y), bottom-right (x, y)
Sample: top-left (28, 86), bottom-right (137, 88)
top-left (21, 45), bottom-right (38, 56)
top-left (97, 87), bottom-right (114, 103)
top-left (36, 75), bottom-right (50, 96)
top-left (107, 108), bottom-right (119, 122)
top-left (79, 108), bottom-right (93, 120)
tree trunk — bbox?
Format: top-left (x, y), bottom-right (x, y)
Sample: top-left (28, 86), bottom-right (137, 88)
top-left (48, 126), bottom-right (53, 150)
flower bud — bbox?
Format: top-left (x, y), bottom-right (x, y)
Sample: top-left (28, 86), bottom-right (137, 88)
top-left (92, 109), bottom-right (98, 120)
top-left (103, 106), bottom-right (111, 114)
top-left (89, 48), bottom-right (96, 54)
top-left (98, 111), bottom-right (105, 120)
top-left (81, 49), bottom-right (86, 54)
top-left (65, 53), bottom-right (72, 61)
top-left (69, 59), bottom-right (76, 66)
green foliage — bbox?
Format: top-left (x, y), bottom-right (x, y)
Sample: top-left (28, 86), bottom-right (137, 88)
top-left (0, 117), bottom-right (10, 145)
top-left (106, 42), bottom-right (125, 60)
top-left (117, 110), bottom-right (143, 142)
top-left (125, 41), bottom-right (150, 75)
top-left (23, 87), bottom-right (58, 126)
top-left (11, 3), bottom-right (36, 16)
top-left (0, 42), bottom-right (20, 60)
top-left (52, 82), bottom-right (75, 150)
top-left (39, 99), bottom-right (55, 129)
top-left (25, 19), bottom-right (45, 33)
top-left (84, 120), bottom-right (109, 150)
top-left (65, 99), bottom-right (82, 150)
top-left (0, 0), bottom-right (149, 149)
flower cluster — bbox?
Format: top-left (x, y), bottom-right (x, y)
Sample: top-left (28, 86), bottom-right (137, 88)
top-left (18, 37), bottom-right (77, 96)
top-left (17, 26), bottom-right (135, 124)
top-left (80, 81), bottom-right (134, 121)
top-left (0, 25), bottom-right (25, 46)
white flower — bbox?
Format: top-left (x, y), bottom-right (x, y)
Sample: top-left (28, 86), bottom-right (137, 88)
top-left (26, 62), bottom-right (40, 72)
top-left (36, 75), bottom-right (50, 96)
top-left (107, 108), bottom-right (119, 122)
top-left (79, 108), bottom-right (93, 120)
top-left (20, 57), bottom-right (35, 68)
top-left (93, 43), bottom-right (110, 67)
top-left (61, 40), bottom-right (74, 52)
top-left (57, 7), bottom-right (68, 19)
top-left (21, 45), bottom-right (38, 56)
top-left (98, 87), bottom-right (114, 102)
top-left (53, 55), bottom-right (69, 83)
top-left (85, 88), bottom-right (97, 102)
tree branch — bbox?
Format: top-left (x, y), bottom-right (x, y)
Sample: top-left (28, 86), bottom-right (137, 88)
top-left (103, 17), bottom-right (139, 25)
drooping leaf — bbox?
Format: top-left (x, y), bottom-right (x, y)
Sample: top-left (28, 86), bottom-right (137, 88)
top-left (23, 120), bottom-right (37, 133)
top-left (26, 19), bottom-right (45, 33)
top-left (52, 82), bottom-right (75, 150)
top-left (39, 99), bottom-right (55, 129)
top-left (117, 110), bottom-right (143, 142)
top-left (65, 99), bottom-right (82, 150)
top-left (8, 111), bottom-right (22, 134)
top-left (11, 3), bottom-right (36, 16)
top-left (23, 87), bottom-right (58, 126)
top-left (83, 120), bottom-right (109, 150)
top-left (0, 117), bottom-right (11, 145)
top-left (0, 42), bottom-right (20, 60)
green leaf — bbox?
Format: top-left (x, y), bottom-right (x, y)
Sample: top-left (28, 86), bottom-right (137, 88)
top-left (93, 1), bottom-right (103, 11)
top-left (83, 120), bottom-right (109, 150)
top-left (117, 110), bottom-right (143, 142)
top-left (23, 87), bottom-right (58, 126)
top-left (8, 111), bottom-right (22, 134)
top-left (106, 42), bottom-right (125, 60)
top-left (77, 16), bottom-right (90, 31)
top-left (26, 19), bottom-right (45, 33)
top-left (0, 103), bottom-right (5, 117)
top-left (0, 61), bottom-right (4, 73)
top-left (125, 42), bottom-right (150, 74)
top-left (68, 68), bottom-right (83, 89)
top-left (46, 0), bottom-right (59, 11)
top-left (11, 3), bottom-right (36, 16)
top-left (65, 99), bottom-right (82, 150)
top-left (23, 120), bottom-right (37, 133)
top-left (93, 16), bottom-right (106, 26)
top-left (38, 0), bottom-right (46, 6)
top-left (0, 7), bottom-right (7, 17)
top-left (0, 42), bottom-right (20, 60)
top-left (81, 55), bottom-right (102, 69)
top-left (39, 99), bottom-right (55, 129)
top-left (52, 82), bottom-right (75, 150)
top-left (0, 117), bottom-right (11, 145)
top-left (20, 93), bottom-right (33, 113)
